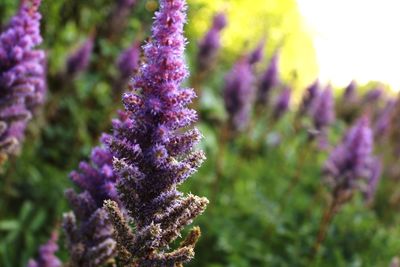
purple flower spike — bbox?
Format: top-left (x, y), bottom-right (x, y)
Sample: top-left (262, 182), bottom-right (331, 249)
top-left (197, 12), bottom-right (227, 72)
top-left (27, 232), bottom-right (61, 267)
top-left (273, 86), bottom-right (291, 120)
top-left (63, 127), bottom-right (122, 266)
top-left (0, 0), bottom-right (46, 161)
top-left (343, 80), bottom-right (357, 101)
top-left (363, 158), bottom-right (382, 204)
top-left (324, 117), bottom-right (378, 199)
top-left (299, 79), bottom-right (320, 116)
top-left (312, 85), bottom-right (335, 130)
top-left (256, 51), bottom-right (280, 107)
top-left (363, 87), bottom-right (384, 104)
top-left (117, 41), bottom-right (141, 81)
top-left (102, 0), bottom-right (208, 265)
top-left (66, 37), bottom-right (94, 76)
top-left (248, 39), bottom-right (265, 65)
top-left (69, 145), bottom-right (118, 207)
top-left (374, 99), bottom-right (395, 137)
top-left (223, 58), bottom-right (255, 132)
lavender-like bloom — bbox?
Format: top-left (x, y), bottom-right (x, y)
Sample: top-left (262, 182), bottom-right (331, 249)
top-left (363, 158), bottom-right (382, 204)
top-left (324, 117), bottom-right (379, 201)
top-left (27, 232), bottom-right (61, 267)
top-left (223, 57), bottom-right (255, 132)
top-left (197, 12), bottom-right (227, 72)
top-left (63, 136), bottom-right (121, 266)
top-left (117, 41), bottom-right (141, 81)
top-left (299, 79), bottom-right (320, 116)
top-left (312, 85), bottom-right (335, 131)
top-left (256, 51), bottom-right (280, 107)
top-left (0, 0), bottom-right (46, 161)
top-left (374, 99), bottom-right (395, 137)
top-left (103, 0), bottom-right (208, 265)
top-left (343, 80), bottom-right (357, 101)
top-left (66, 37), bottom-right (94, 77)
top-left (363, 87), bottom-right (384, 104)
top-left (248, 39), bottom-right (265, 65)
top-left (273, 86), bottom-right (291, 120)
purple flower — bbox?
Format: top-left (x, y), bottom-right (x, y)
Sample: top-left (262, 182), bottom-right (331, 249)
top-left (299, 79), bottom-right (320, 116)
top-left (363, 158), bottom-right (382, 204)
top-left (256, 51), bottom-right (280, 107)
top-left (103, 0), bottom-right (208, 265)
top-left (117, 41), bottom-right (141, 81)
top-left (66, 37), bottom-right (94, 76)
top-left (374, 99), bottom-right (395, 137)
top-left (324, 117), bottom-right (378, 198)
top-left (197, 12), bottom-right (227, 72)
top-left (69, 144), bottom-right (119, 207)
top-left (312, 85), bottom-right (335, 130)
top-left (363, 87), bottom-right (384, 104)
top-left (223, 57), bottom-right (255, 132)
top-left (0, 0), bottom-right (46, 161)
top-left (63, 128), bottom-right (122, 266)
top-left (62, 113), bottom-right (130, 266)
top-left (27, 232), bottom-right (61, 267)
top-left (273, 86), bottom-right (291, 120)
top-left (343, 80), bottom-right (357, 101)
top-left (248, 39), bottom-right (265, 65)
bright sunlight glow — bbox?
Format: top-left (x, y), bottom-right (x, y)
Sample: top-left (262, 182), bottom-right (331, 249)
top-left (297, 0), bottom-right (400, 90)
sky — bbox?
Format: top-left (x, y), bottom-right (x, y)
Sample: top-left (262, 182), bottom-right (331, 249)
top-left (296, 0), bottom-right (400, 90)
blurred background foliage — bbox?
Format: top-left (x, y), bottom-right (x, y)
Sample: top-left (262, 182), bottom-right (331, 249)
top-left (0, 0), bottom-right (399, 267)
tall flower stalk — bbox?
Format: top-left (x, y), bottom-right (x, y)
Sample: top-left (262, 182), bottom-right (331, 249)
top-left (66, 37), bottom-right (94, 78)
top-left (63, 139), bottom-right (120, 266)
top-left (223, 57), bottom-right (255, 133)
top-left (312, 85), bottom-right (335, 132)
top-left (196, 12), bottom-right (227, 73)
top-left (192, 12), bottom-right (227, 107)
top-left (102, 0), bottom-right (208, 265)
top-left (27, 232), bottom-right (61, 267)
top-left (0, 0), bottom-right (46, 163)
top-left (256, 50), bottom-right (280, 109)
top-left (312, 117), bottom-right (380, 257)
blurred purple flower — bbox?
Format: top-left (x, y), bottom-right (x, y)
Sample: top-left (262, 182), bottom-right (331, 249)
top-left (27, 232), bottom-right (61, 267)
top-left (299, 80), bottom-right (320, 116)
top-left (312, 85), bottom-right (335, 130)
top-left (63, 129), bottom-right (122, 265)
top-left (0, 0), bottom-right (46, 160)
top-left (66, 37), bottom-right (94, 76)
top-left (324, 117), bottom-right (379, 198)
top-left (197, 12), bottom-right (227, 72)
top-left (224, 58), bottom-right (255, 132)
top-left (363, 87), bottom-right (384, 104)
top-left (374, 99), bottom-right (395, 137)
top-left (256, 51), bottom-right (280, 107)
top-left (117, 41), bottom-right (140, 81)
top-left (248, 39), bottom-right (265, 65)
top-left (273, 86), bottom-right (291, 120)
top-left (69, 144), bottom-right (119, 207)
top-left (363, 158), bottom-right (382, 204)
top-left (102, 0), bottom-right (208, 264)
top-left (343, 80), bottom-right (357, 101)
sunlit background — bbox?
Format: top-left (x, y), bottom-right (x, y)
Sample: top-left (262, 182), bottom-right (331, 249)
top-left (188, 0), bottom-right (400, 91)
top-left (297, 0), bottom-right (400, 90)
